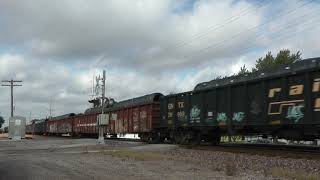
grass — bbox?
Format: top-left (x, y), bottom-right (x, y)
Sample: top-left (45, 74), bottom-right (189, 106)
top-left (266, 168), bottom-right (320, 180)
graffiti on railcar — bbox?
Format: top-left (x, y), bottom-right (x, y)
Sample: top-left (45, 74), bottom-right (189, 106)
top-left (49, 124), bottom-right (57, 133)
top-left (217, 112), bottom-right (227, 125)
top-left (250, 101), bottom-right (261, 115)
top-left (286, 105), bottom-right (304, 123)
top-left (190, 105), bottom-right (200, 123)
top-left (267, 78), bottom-right (320, 123)
top-left (232, 112), bottom-right (245, 122)
top-left (221, 136), bottom-right (244, 142)
top-left (60, 123), bottom-right (72, 133)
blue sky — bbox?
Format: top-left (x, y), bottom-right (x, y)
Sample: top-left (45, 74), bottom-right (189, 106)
top-left (0, 0), bottom-right (319, 125)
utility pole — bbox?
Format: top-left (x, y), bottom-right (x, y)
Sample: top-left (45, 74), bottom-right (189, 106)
top-left (49, 97), bottom-right (53, 118)
top-left (98, 70), bottom-right (106, 144)
top-left (1, 80), bottom-right (22, 117)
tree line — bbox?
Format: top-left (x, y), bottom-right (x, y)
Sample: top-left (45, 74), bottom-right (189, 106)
top-left (237, 49), bottom-right (302, 76)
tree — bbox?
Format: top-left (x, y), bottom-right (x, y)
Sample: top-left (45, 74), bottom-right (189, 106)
top-left (0, 116), bottom-right (4, 129)
top-left (237, 65), bottom-right (250, 76)
top-left (252, 49), bottom-right (302, 72)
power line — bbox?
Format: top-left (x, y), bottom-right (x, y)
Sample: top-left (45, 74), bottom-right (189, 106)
top-left (213, 5), bottom-right (320, 55)
top-left (226, 10), bottom-right (320, 62)
top-left (182, 0), bottom-right (315, 61)
top-left (1, 80), bottom-right (23, 117)
top-left (167, 0), bottom-right (268, 50)
top-left (96, 0), bottom-right (268, 67)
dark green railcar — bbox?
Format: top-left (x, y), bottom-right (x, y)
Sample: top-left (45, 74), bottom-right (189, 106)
top-left (158, 58), bottom-right (320, 144)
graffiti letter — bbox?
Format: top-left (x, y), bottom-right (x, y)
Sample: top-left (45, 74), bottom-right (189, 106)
top-left (286, 105), bottom-right (304, 123)
top-left (217, 112), bottom-right (227, 122)
top-left (190, 106), bottom-right (200, 120)
top-left (269, 88), bottom-right (281, 98)
top-left (232, 112), bottom-right (245, 122)
top-left (289, 85), bottom-right (304, 96)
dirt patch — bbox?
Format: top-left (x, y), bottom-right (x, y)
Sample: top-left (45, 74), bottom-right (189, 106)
top-left (2, 136), bottom-right (316, 179)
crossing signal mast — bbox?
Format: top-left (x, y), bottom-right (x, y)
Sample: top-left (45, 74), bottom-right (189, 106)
top-left (89, 70), bottom-right (116, 144)
top-left (96, 70), bottom-right (107, 144)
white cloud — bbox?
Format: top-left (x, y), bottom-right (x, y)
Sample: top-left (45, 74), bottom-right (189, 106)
top-left (0, 0), bottom-right (319, 126)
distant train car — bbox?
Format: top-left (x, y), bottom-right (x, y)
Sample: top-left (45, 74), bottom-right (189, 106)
top-left (4, 126), bottom-right (8, 133)
top-left (47, 113), bottom-right (75, 135)
top-left (26, 123), bottom-right (32, 134)
top-left (158, 58), bottom-right (320, 144)
top-left (26, 119), bottom-right (48, 135)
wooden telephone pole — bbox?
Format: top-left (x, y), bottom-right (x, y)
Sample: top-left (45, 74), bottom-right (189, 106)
top-left (1, 80), bottom-right (23, 117)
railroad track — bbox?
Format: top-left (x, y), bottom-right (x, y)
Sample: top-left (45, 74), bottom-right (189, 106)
top-left (183, 143), bottom-right (320, 160)
top-left (30, 136), bottom-right (320, 159)
top-left (106, 137), bottom-right (142, 142)
top-left (105, 137), bottom-right (320, 152)
top-left (220, 143), bottom-right (320, 153)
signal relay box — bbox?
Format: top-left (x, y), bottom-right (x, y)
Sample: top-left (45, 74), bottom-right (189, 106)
top-left (97, 114), bottom-right (109, 125)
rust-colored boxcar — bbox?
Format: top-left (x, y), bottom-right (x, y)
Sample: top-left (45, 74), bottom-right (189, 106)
top-left (73, 113), bottom-right (110, 136)
top-left (47, 113), bottom-right (75, 135)
top-left (107, 93), bottom-right (162, 136)
top-left (84, 93), bottom-right (162, 140)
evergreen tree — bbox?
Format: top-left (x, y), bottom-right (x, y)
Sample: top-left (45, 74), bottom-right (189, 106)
top-left (252, 49), bottom-right (301, 72)
top-left (0, 116), bottom-right (4, 129)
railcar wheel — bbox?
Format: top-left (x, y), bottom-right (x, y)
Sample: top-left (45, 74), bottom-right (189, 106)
top-left (210, 135), bottom-right (221, 145)
top-left (189, 133), bottom-right (201, 146)
top-left (173, 132), bottom-right (183, 144)
top-left (148, 133), bottom-right (160, 144)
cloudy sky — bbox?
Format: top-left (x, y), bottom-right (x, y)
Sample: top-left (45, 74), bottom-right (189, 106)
top-left (0, 0), bottom-right (320, 125)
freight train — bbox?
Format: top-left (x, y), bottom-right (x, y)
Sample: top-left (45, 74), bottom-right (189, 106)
top-left (26, 58), bottom-right (320, 144)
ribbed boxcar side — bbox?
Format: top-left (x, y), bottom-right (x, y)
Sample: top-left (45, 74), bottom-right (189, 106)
top-left (57, 117), bottom-right (73, 134)
top-left (123, 109), bottom-right (129, 133)
top-left (47, 120), bottom-right (57, 135)
top-left (46, 114), bottom-right (74, 135)
top-left (73, 114), bottom-right (100, 136)
top-left (151, 103), bottom-right (160, 131)
top-left (139, 105), bottom-right (148, 132)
